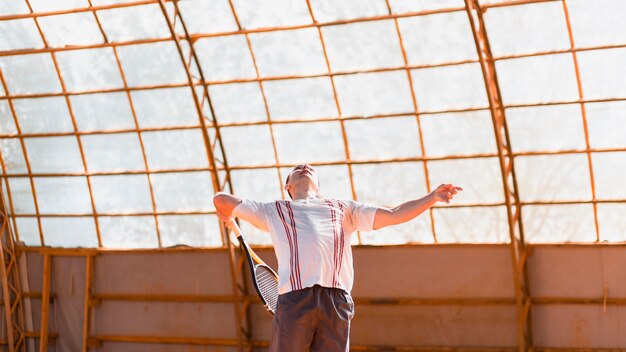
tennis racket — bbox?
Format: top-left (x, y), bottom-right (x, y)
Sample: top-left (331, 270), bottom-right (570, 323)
top-left (228, 219), bottom-right (279, 315)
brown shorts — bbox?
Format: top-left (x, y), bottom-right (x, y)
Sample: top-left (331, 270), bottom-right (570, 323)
top-left (269, 285), bottom-right (355, 352)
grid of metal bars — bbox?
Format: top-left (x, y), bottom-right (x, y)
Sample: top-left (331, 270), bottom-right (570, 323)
top-left (0, 1), bottom-right (626, 246)
top-left (1, 0), bottom-right (625, 249)
top-left (0, 8), bottom-right (624, 352)
top-left (464, 0), bottom-right (531, 348)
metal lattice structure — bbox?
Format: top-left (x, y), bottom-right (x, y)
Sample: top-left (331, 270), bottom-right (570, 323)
top-left (1, 0), bottom-right (626, 351)
top-left (0, 188), bottom-right (26, 352)
top-left (1, 0), bottom-right (625, 248)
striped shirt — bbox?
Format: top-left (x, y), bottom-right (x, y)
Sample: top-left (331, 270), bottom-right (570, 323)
top-left (233, 197), bottom-right (379, 295)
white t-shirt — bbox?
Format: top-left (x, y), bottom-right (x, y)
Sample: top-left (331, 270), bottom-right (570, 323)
top-left (233, 197), bottom-right (379, 295)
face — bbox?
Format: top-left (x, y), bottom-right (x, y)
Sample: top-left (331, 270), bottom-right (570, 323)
top-left (285, 164), bottom-right (320, 198)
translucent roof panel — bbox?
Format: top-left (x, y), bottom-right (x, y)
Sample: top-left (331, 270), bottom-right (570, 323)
top-left (398, 11), bottom-right (477, 66)
top-left (38, 12), bottom-right (104, 47)
top-left (264, 78), bottom-right (338, 121)
top-left (0, 0), bottom-right (625, 248)
top-left (208, 82), bottom-right (267, 124)
top-left (194, 36), bottom-right (256, 82)
top-left (483, 2), bottom-right (570, 57)
top-left (411, 63), bottom-right (489, 111)
top-left (322, 20), bottom-right (404, 72)
top-left (56, 48), bottom-right (123, 91)
top-left (496, 54), bottom-right (579, 105)
top-left (96, 4), bottom-right (170, 42)
top-left (0, 54), bottom-right (62, 94)
top-left (249, 28), bottom-right (327, 77)
top-left (0, 19), bottom-right (44, 51)
top-left (334, 71), bottom-right (414, 116)
top-left (506, 105), bottom-right (586, 153)
top-left (345, 116), bottom-right (422, 161)
top-left (14, 97), bottom-right (74, 133)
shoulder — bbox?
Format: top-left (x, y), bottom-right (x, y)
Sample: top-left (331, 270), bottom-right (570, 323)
top-left (235, 198), bottom-right (277, 213)
top-left (322, 199), bottom-right (353, 214)
top-left (333, 199), bottom-right (357, 208)
top-left (271, 199), bottom-right (297, 213)
top-left (336, 199), bottom-right (382, 215)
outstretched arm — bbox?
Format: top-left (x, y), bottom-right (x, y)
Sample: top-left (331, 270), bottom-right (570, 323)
top-left (372, 184), bottom-right (462, 230)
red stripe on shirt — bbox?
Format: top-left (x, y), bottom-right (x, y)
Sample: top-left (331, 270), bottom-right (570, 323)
top-left (325, 199), bottom-right (339, 287)
top-left (285, 202), bottom-right (302, 290)
top-left (275, 201), bottom-right (296, 291)
top-left (336, 201), bottom-right (346, 287)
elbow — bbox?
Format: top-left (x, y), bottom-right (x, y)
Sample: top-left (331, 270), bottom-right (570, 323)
top-left (213, 192), bottom-right (229, 209)
top-left (213, 192), bottom-right (241, 217)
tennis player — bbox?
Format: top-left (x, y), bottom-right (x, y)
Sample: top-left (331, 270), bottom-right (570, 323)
top-left (213, 164), bottom-right (461, 351)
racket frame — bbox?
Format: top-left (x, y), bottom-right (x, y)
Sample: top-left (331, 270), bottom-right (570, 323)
top-left (231, 221), bottom-right (279, 315)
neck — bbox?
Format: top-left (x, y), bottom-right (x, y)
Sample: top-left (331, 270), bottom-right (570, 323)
top-left (291, 187), bottom-right (319, 200)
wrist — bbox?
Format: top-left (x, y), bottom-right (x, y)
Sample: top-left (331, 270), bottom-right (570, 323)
top-left (426, 191), bottom-right (439, 204)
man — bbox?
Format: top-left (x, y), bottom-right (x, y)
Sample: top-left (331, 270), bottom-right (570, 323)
top-left (213, 164), bottom-right (462, 351)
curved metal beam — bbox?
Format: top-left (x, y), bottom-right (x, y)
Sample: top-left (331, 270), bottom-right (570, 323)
top-left (463, 1), bottom-right (532, 350)
top-left (156, 2), bottom-right (249, 351)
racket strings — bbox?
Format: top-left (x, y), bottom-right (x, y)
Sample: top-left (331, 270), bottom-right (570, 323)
top-left (256, 266), bottom-right (279, 312)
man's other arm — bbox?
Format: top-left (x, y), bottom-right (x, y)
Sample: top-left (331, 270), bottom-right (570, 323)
top-left (373, 184), bottom-right (462, 230)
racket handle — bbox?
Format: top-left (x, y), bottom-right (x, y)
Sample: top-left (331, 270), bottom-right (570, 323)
top-left (226, 218), bottom-right (243, 237)
top-left (229, 219), bottom-right (265, 265)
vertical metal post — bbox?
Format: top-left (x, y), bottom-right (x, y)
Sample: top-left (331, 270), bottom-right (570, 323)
top-left (0, 179), bottom-right (26, 351)
top-left (38, 254), bottom-right (51, 352)
top-left (81, 256), bottom-right (94, 352)
top-left (463, 1), bottom-right (532, 350)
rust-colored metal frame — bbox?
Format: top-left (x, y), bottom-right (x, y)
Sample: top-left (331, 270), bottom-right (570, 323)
top-left (1, 0), bottom-right (625, 351)
top-left (1, 0), bottom-right (251, 349)
top-left (1, 0), bottom-right (623, 234)
top-left (0, 182), bottom-right (26, 351)
top-left (5, 245), bottom-right (626, 350)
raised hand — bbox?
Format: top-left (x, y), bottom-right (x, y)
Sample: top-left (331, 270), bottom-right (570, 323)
top-left (431, 184), bottom-right (463, 204)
